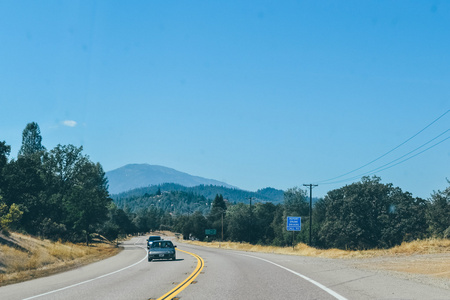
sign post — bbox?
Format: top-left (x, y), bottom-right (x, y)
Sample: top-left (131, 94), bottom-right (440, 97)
top-left (286, 216), bottom-right (301, 250)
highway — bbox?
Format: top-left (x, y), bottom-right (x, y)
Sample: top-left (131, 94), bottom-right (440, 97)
top-left (0, 236), bottom-right (448, 300)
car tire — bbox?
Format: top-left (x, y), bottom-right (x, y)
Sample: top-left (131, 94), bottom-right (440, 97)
top-left (148, 257), bottom-right (152, 262)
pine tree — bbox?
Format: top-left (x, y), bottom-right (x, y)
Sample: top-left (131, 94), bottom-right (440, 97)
top-left (18, 122), bottom-right (46, 157)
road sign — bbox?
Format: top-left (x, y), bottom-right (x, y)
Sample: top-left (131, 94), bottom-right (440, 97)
top-left (287, 216), bottom-right (301, 231)
top-left (205, 229), bottom-right (216, 235)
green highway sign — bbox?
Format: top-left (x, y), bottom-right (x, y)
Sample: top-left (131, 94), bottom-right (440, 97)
top-left (205, 229), bottom-right (216, 235)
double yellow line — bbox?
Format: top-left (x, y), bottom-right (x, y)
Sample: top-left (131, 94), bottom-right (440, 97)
top-left (156, 249), bottom-right (204, 300)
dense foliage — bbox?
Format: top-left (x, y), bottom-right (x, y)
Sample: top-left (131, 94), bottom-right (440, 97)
top-left (316, 177), bottom-right (428, 249)
top-left (112, 184), bottom-right (285, 205)
top-left (114, 190), bottom-right (211, 215)
top-left (0, 123), bottom-right (110, 245)
top-left (426, 181), bottom-right (450, 238)
top-left (1, 123), bottom-right (449, 250)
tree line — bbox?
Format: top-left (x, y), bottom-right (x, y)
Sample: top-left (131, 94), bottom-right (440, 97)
top-left (169, 177), bottom-right (449, 250)
top-left (0, 122), bottom-right (110, 245)
top-left (111, 177), bottom-right (449, 250)
top-left (112, 183), bottom-right (284, 205)
top-left (1, 122), bottom-right (449, 250)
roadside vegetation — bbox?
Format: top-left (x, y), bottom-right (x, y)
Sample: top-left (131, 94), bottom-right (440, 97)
top-left (182, 237), bottom-right (450, 259)
top-left (0, 231), bottom-right (119, 287)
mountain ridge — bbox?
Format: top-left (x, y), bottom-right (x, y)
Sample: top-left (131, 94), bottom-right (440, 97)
top-left (111, 183), bottom-right (285, 207)
top-left (106, 163), bottom-right (235, 195)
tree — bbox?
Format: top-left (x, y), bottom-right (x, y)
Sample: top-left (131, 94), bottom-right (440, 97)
top-left (42, 144), bottom-right (110, 244)
top-left (190, 211), bottom-right (207, 240)
top-left (2, 154), bottom-right (47, 234)
top-left (226, 203), bottom-right (251, 242)
top-left (41, 144), bottom-right (85, 234)
top-left (270, 204), bottom-right (286, 246)
top-left (208, 194), bottom-right (227, 240)
top-left (311, 198), bottom-right (327, 248)
top-left (66, 159), bottom-right (110, 245)
top-left (318, 176), bottom-right (427, 250)
top-left (427, 181), bottom-right (450, 238)
top-left (0, 196), bottom-right (23, 232)
top-left (173, 215), bottom-right (191, 240)
top-left (18, 122), bottom-right (46, 157)
top-left (0, 141), bottom-right (10, 171)
top-left (276, 187), bottom-right (310, 245)
top-left (208, 194), bottom-right (227, 221)
top-left (284, 187), bottom-right (309, 217)
top-left (45, 144), bottom-right (84, 190)
top-left (100, 205), bottom-right (136, 241)
top-left (0, 141), bottom-right (11, 195)
top-left (252, 202), bottom-right (277, 244)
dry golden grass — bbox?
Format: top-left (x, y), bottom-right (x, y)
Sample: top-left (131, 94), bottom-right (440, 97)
top-left (0, 232), bottom-right (120, 287)
top-left (181, 238), bottom-right (450, 259)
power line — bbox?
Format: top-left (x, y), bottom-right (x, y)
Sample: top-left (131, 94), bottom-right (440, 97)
top-left (315, 109), bottom-right (449, 184)
top-left (321, 132), bottom-right (450, 185)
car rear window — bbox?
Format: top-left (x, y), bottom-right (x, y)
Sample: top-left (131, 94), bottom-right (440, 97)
top-left (148, 236), bottom-right (161, 241)
top-left (152, 241), bottom-right (173, 248)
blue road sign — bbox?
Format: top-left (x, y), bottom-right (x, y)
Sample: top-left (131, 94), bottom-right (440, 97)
top-left (287, 216), bottom-right (301, 231)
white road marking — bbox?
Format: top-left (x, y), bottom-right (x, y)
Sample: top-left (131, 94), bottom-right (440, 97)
top-left (23, 238), bottom-right (148, 300)
top-left (239, 253), bottom-right (348, 300)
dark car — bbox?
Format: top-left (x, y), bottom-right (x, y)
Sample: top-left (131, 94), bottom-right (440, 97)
top-left (148, 240), bottom-right (176, 262)
top-left (147, 235), bottom-right (161, 249)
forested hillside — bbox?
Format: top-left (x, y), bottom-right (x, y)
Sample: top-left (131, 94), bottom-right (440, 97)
top-left (114, 190), bottom-right (211, 215)
top-left (111, 183), bottom-right (285, 209)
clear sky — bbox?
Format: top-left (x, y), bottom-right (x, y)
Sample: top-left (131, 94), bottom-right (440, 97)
top-left (1, 1), bottom-right (449, 199)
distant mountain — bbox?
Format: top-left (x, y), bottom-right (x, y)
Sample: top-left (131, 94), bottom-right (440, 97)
top-left (106, 164), bottom-right (235, 195)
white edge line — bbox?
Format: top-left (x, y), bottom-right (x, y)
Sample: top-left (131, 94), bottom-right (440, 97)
top-left (238, 253), bottom-right (348, 300)
top-left (23, 239), bottom-right (148, 300)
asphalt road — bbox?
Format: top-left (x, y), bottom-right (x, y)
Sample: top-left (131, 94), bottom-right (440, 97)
top-left (1, 236), bottom-right (448, 300)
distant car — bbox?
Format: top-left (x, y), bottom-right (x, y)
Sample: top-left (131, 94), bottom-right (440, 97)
top-left (148, 240), bottom-right (176, 262)
top-left (147, 235), bottom-right (161, 249)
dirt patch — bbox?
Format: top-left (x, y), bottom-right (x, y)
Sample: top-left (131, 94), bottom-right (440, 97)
top-left (355, 254), bottom-right (450, 279)
top-left (344, 253), bottom-right (450, 290)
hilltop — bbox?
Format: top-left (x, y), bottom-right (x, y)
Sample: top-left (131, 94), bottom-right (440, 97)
top-left (106, 164), bottom-right (235, 195)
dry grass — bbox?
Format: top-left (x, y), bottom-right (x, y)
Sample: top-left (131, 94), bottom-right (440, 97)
top-left (0, 232), bottom-right (120, 286)
top-left (181, 238), bottom-right (450, 259)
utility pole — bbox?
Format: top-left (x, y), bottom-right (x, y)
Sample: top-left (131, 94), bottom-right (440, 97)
top-left (248, 197), bottom-right (253, 243)
top-left (303, 184), bottom-right (318, 246)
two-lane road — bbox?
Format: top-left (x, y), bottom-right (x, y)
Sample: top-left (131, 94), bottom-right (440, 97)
top-left (0, 237), bottom-right (198, 300)
top-left (1, 237), bottom-right (448, 300)
top-left (174, 242), bottom-right (449, 300)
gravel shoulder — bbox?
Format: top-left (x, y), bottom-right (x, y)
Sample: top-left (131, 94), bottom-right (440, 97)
top-left (341, 253), bottom-right (450, 290)
top-left (182, 237), bottom-right (450, 291)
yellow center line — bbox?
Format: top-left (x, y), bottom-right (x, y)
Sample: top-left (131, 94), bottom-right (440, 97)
top-left (156, 248), bottom-right (204, 300)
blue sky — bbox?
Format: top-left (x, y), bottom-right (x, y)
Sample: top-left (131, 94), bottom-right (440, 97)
top-left (1, 1), bottom-right (449, 199)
